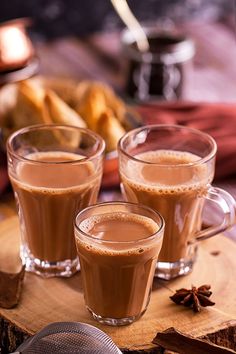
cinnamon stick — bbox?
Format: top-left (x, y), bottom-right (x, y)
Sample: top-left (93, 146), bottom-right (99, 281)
top-left (153, 327), bottom-right (236, 354)
top-left (0, 266), bottom-right (25, 308)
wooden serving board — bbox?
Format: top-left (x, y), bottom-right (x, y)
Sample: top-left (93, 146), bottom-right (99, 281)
top-left (0, 216), bottom-right (236, 353)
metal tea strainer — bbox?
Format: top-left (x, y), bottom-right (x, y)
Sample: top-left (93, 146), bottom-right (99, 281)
top-left (12, 322), bottom-right (122, 354)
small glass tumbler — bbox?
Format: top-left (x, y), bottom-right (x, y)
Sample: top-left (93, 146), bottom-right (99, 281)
top-left (74, 202), bottom-right (164, 326)
top-left (118, 124), bottom-right (236, 280)
top-left (7, 124), bottom-right (105, 277)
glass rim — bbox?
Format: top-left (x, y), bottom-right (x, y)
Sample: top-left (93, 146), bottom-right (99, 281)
top-left (7, 124), bottom-right (105, 164)
top-left (74, 201), bottom-right (165, 244)
top-left (118, 124), bottom-right (217, 167)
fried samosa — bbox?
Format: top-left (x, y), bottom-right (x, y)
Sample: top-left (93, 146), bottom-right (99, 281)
top-left (96, 109), bottom-right (125, 152)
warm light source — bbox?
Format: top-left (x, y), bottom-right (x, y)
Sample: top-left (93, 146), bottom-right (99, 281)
top-left (0, 21), bottom-right (34, 71)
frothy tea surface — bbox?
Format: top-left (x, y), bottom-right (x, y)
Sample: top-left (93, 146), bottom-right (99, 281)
top-left (129, 150), bottom-right (208, 188)
top-left (80, 212), bottom-right (159, 242)
top-left (17, 151), bottom-right (93, 188)
top-left (120, 150), bottom-right (212, 262)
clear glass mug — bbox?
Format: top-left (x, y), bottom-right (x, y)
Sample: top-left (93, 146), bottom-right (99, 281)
top-left (7, 124), bottom-right (105, 277)
top-left (118, 124), bottom-right (236, 280)
top-left (74, 202), bottom-right (164, 326)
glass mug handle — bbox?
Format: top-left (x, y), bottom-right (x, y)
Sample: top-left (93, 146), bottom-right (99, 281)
top-left (195, 186), bottom-right (236, 242)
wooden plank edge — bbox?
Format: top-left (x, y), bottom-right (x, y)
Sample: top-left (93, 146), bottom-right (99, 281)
top-left (0, 316), bottom-right (29, 354)
top-left (0, 316), bottom-right (235, 353)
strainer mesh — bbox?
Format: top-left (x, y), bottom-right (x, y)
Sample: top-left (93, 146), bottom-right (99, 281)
top-left (16, 322), bottom-right (122, 354)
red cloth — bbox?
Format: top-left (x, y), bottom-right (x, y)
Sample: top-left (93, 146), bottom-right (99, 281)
top-left (102, 102), bottom-right (236, 188)
top-left (138, 102), bottom-right (236, 180)
top-left (1, 102), bottom-right (236, 191)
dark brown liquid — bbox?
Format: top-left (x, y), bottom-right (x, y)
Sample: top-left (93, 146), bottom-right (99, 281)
top-left (121, 150), bottom-right (211, 263)
top-left (126, 34), bottom-right (187, 100)
top-left (75, 212), bottom-right (162, 319)
top-left (10, 152), bottom-right (101, 263)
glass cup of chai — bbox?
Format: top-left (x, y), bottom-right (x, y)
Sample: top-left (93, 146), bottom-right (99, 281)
top-left (74, 201), bottom-right (164, 326)
top-left (7, 124), bottom-right (105, 277)
top-left (118, 124), bottom-right (236, 280)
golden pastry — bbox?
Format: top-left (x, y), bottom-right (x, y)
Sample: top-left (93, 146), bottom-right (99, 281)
top-left (96, 109), bottom-right (125, 152)
top-left (11, 80), bottom-right (47, 130)
top-left (2, 77), bottom-right (138, 152)
top-left (44, 89), bottom-right (86, 128)
top-left (75, 84), bottom-right (107, 130)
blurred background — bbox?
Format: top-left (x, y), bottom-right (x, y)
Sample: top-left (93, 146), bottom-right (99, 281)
top-left (0, 0), bottom-right (235, 38)
top-left (1, 0), bottom-right (236, 101)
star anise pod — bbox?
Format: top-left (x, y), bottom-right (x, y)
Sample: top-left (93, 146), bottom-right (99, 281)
top-left (170, 284), bottom-right (215, 313)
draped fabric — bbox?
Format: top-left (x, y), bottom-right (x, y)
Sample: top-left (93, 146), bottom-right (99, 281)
top-left (103, 102), bottom-right (236, 188)
top-left (138, 102), bottom-right (236, 180)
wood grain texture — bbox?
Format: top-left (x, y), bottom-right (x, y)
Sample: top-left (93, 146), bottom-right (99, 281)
top-left (0, 216), bottom-right (235, 353)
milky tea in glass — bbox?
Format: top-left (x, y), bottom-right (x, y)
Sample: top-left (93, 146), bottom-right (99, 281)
top-left (75, 202), bottom-right (164, 326)
top-left (7, 125), bottom-right (105, 277)
top-left (118, 125), bottom-right (236, 280)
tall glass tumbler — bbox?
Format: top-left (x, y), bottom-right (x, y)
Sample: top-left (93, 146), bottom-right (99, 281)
top-left (7, 124), bottom-right (105, 277)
